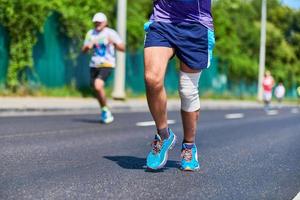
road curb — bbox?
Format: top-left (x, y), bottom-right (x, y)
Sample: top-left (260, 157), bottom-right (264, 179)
top-left (0, 98), bottom-right (296, 117)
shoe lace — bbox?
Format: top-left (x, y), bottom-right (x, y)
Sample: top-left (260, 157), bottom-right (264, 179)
top-left (181, 148), bottom-right (192, 162)
top-left (151, 140), bottom-right (163, 154)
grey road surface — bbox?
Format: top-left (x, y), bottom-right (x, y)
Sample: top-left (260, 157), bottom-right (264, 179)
top-left (0, 108), bottom-right (299, 200)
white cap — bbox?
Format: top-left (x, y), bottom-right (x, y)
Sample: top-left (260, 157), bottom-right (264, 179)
top-left (92, 12), bottom-right (107, 23)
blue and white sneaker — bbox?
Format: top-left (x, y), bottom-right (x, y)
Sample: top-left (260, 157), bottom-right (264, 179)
top-left (146, 129), bottom-right (176, 170)
top-left (100, 107), bottom-right (114, 124)
top-left (181, 143), bottom-right (200, 171)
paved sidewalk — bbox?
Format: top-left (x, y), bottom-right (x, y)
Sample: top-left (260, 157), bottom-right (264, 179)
top-left (0, 96), bottom-right (294, 116)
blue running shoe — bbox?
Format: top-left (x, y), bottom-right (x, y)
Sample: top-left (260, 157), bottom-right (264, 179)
top-left (146, 129), bottom-right (176, 170)
top-left (101, 107), bottom-right (114, 124)
top-left (181, 143), bottom-right (200, 171)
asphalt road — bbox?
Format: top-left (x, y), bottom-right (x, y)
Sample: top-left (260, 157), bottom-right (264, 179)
top-left (0, 108), bottom-right (299, 200)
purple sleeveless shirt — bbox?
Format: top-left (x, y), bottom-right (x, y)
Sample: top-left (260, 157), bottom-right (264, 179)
top-left (150, 0), bottom-right (214, 30)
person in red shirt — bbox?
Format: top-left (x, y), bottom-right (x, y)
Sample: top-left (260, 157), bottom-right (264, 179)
top-left (262, 70), bottom-right (275, 111)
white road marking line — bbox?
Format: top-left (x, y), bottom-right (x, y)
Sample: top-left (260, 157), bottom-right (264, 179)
top-left (291, 108), bottom-right (299, 114)
top-left (293, 192), bottom-right (300, 200)
top-left (266, 110), bottom-right (278, 116)
top-left (225, 113), bottom-right (244, 119)
top-left (136, 120), bottom-right (176, 127)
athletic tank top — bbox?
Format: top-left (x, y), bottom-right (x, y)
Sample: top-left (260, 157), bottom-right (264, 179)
top-left (150, 0), bottom-right (214, 30)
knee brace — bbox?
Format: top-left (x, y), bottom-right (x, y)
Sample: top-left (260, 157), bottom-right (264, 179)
top-left (179, 71), bottom-right (202, 112)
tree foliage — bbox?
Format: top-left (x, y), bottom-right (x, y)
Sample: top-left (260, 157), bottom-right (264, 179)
top-left (0, 0), bottom-right (53, 87)
top-left (213, 0), bottom-right (300, 87)
top-left (0, 0), bottom-right (116, 88)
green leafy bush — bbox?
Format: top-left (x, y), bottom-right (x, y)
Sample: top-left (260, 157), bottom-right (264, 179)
top-left (0, 0), bottom-right (151, 89)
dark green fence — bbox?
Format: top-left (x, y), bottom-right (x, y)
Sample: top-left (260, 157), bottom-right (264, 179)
top-left (31, 14), bottom-right (69, 87)
top-left (0, 14), bottom-right (298, 98)
top-left (0, 25), bottom-right (8, 85)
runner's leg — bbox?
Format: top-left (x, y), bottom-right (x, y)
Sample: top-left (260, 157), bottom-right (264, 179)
top-left (94, 78), bottom-right (107, 108)
top-left (180, 62), bottom-right (201, 143)
top-left (144, 47), bottom-right (175, 130)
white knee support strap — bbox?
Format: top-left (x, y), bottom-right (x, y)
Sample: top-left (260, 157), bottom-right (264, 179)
top-left (179, 71), bottom-right (202, 112)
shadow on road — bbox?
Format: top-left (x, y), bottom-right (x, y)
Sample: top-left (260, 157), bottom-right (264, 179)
top-left (104, 156), bottom-right (180, 172)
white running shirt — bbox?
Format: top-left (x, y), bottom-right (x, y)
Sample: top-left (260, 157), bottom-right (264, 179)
top-left (84, 27), bottom-right (122, 68)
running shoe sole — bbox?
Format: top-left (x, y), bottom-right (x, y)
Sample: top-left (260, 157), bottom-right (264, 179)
top-left (101, 116), bottom-right (114, 124)
top-left (180, 165), bottom-right (200, 171)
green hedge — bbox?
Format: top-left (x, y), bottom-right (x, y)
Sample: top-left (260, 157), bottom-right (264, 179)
top-left (0, 0), bottom-right (151, 88)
